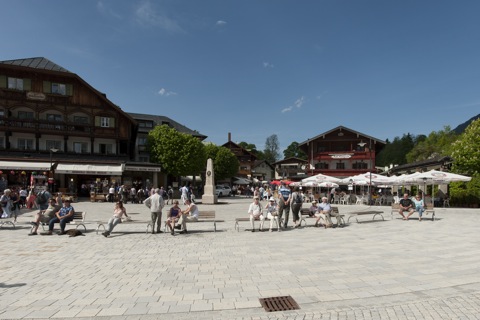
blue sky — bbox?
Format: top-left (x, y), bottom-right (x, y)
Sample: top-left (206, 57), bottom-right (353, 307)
top-left (2, 0), bottom-right (480, 154)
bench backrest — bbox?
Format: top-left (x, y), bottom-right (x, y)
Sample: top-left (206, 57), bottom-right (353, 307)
top-left (391, 203), bottom-right (400, 210)
top-left (199, 210), bottom-right (215, 219)
top-left (72, 211), bottom-right (86, 222)
top-left (331, 206), bottom-right (339, 214)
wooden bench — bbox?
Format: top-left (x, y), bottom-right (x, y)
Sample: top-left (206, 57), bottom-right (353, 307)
top-left (37, 211), bottom-right (87, 232)
top-left (160, 210), bottom-right (219, 233)
top-left (234, 216), bottom-right (282, 232)
top-left (391, 203), bottom-right (436, 221)
top-left (347, 210), bottom-right (384, 223)
top-left (300, 206), bottom-right (345, 227)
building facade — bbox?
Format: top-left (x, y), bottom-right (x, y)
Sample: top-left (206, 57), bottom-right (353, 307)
top-left (0, 57), bottom-right (205, 196)
top-left (298, 126), bottom-right (386, 179)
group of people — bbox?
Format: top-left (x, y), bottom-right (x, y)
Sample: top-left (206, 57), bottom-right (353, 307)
top-left (101, 187), bottom-right (199, 237)
top-left (247, 182), bottom-right (344, 232)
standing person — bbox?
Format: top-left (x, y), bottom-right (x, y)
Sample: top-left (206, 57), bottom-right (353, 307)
top-left (329, 187), bottom-right (336, 203)
top-left (102, 201), bottom-right (129, 237)
top-left (26, 188), bottom-right (37, 209)
top-left (180, 185), bottom-right (189, 204)
top-left (277, 182), bottom-right (292, 229)
top-left (42, 198), bottom-right (75, 235)
top-left (265, 197), bottom-right (280, 232)
top-left (248, 196), bottom-right (264, 232)
top-left (176, 199), bottom-right (199, 234)
top-left (19, 187), bottom-right (28, 208)
top-left (412, 194), bottom-right (425, 221)
top-left (137, 188), bottom-right (145, 204)
top-left (167, 186), bottom-right (174, 205)
top-left (108, 185), bottom-right (115, 202)
top-left (144, 188), bottom-right (165, 234)
top-left (0, 189), bottom-right (13, 219)
top-left (398, 193), bottom-right (414, 220)
top-left (291, 186), bottom-right (303, 228)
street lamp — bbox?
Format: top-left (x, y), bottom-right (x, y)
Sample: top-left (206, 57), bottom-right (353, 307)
top-left (357, 141), bottom-right (373, 204)
top-left (49, 148), bottom-right (59, 193)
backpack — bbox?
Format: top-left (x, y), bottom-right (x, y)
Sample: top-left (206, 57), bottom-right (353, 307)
top-left (37, 191), bottom-right (47, 204)
top-left (295, 192), bottom-right (303, 204)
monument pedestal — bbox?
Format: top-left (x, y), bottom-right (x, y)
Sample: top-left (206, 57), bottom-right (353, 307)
top-left (202, 159), bottom-right (218, 204)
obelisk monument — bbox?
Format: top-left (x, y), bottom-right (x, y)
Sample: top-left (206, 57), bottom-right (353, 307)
top-left (202, 158), bottom-right (217, 204)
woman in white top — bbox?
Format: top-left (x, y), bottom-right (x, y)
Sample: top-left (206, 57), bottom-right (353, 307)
top-left (102, 201), bottom-right (129, 237)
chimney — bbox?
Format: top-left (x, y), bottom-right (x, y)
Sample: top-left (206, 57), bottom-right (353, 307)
top-left (228, 132), bottom-right (231, 142)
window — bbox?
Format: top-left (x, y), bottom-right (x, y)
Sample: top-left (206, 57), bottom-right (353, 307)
top-left (18, 139), bottom-right (34, 150)
top-left (46, 140), bottom-right (62, 151)
top-left (139, 121), bottom-right (153, 128)
top-left (8, 77), bottom-right (23, 90)
top-left (99, 144), bottom-right (113, 155)
top-left (353, 162), bottom-right (368, 170)
top-left (47, 114), bottom-right (62, 122)
top-left (18, 111), bottom-right (34, 119)
top-left (138, 137), bottom-right (147, 145)
top-left (73, 142), bottom-right (88, 154)
top-left (52, 83), bottom-right (66, 95)
top-left (315, 162), bottom-right (329, 169)
top-left (73, 116), bottom-right (89, 124)
top-left (336, 162), bottom-right (345, 170)
top-left (100, 117), bottom-right (110, 127)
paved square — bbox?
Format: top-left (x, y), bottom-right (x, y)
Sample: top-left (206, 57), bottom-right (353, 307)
top-left (1, 197), bottom-right (479, 319)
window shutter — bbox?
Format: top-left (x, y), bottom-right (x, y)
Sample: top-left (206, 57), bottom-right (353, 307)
top-left (95, 116), bottom-right (100, 127)
top-left (66, 84), bottom-right (73, 96)
top-left (43, 81), bottom-right (51, 93)
top-left (0, 75), bottom-right (6, 88)
top-left (110, 117), bottom-right (115, 128)
top-left (23, 79), bottom-right (31, 91)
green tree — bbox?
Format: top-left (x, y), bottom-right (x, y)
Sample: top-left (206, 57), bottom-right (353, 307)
top-left (204, 143), bottom-right (239, 181)
top-left (283, 141), bottom-right (307, 160)
top-left (376, 134), bottom-right (416, 167)
top-left (264, 134), bottom-right (280, 164)
top-left (147, 125), bottom-right (206, 177)
top-left (449, 119), bottom-right (480, 206)
top-left (406, 126), bottom-right (458, 162)
top-left (238, 141), bottom-right (265, 159)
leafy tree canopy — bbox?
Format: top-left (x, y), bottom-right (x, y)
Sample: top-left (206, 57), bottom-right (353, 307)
top-left (451, 119), bottom-right (480, 176)
top-left (406, 126), bottom-right (458, 162)
top-left (283, 141), bottom-right (307, 160)
top-left (264, 134), bottom-right (280, 164)
top-left (204, 143), bottom-right (239, 181)
top-left (376, 133), bottom-right (416, 167)
top-left (147, 125), bottom-right (206, 177)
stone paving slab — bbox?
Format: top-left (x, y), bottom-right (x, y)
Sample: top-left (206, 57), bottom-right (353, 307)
top-left (1, 197), bottom-right (479, 319)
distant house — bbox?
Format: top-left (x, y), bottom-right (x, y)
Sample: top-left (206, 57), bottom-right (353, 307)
top-left (252, 159), bottom-right (275, 182)
top-left (273, 157), bottom-right (309, 180)
top-left (222, 133), bottom-right (257, 179)
top-left (298, 126), bottom-right (386, 178)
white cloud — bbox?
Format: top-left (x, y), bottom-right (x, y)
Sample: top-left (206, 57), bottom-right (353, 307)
top-left (263, 62), bottom-right (274, 68)
top-left (216, 20), bottom-right (227, 26)
top-left (158, 88), bottom-right (177, 96)
top-left (281, 96), bottom-right (305, 113)
top-left (96, 1), bottom-right (122, 19)
top-left (135, 0), bottom-right (183, 33)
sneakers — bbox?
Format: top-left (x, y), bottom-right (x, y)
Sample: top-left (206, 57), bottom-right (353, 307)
top-left (179, 230), bottom-right (188, 234)
top-left (28, 232), bottom-right (38, 236)
top-left (40, 231), bottom-right (52, 236)
top-left (57, 231), bottom-right (66, 235)
top-left (102, 232), bottom-right (109, 237)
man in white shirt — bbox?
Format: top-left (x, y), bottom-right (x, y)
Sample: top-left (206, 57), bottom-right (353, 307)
top-left (144, 188), bottom-right (165, 234)
top-left (177, 199), bottom-right (199, 234)
top-left (248, 196), bottom-right (265, 232)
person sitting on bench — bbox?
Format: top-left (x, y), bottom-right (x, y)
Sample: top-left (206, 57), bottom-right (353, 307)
top-left (265, 197), bottom-right (280, 232)
top-left (176, 199), bottom-right (199, 234)
top-left (248, 196), bottom-right (265, 232)
top-left (399, 193), bottom-right (414, 220)
top-left (412, 194), bottom-right (425, 221)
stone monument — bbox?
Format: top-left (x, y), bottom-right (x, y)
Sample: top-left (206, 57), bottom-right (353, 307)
top-left (202, 158), bottom-right (217, 204)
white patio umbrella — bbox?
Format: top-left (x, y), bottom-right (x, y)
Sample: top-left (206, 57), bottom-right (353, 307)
top-left (407, 170), bottom-right (471, 184)
top-left (318, 182), bottom-right (339, 188)
top-left (302, 181), bottom-right (318, 187)
top-left (301, 173), bottom-right (343, 184)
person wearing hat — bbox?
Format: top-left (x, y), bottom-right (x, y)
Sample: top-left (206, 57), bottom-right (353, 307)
top-left (265, 197), bottom-right (280, 232)
top-left (277, 182), bottom-right (292, 229)
top-left (309, 200), bottom-right (319, 217)
top-left (42, 198), bottom-right (75, 235)
top-left (248, 196), bottom-right (265, 232)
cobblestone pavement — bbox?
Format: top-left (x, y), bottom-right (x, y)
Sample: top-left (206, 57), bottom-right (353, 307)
top-left (1, 197), bottom-right (479, 319)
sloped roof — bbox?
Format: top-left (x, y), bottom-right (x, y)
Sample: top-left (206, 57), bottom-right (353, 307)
top-left (128, 112), bottom-right (207, 140)
top-left (0, 57), bottom-right (71, 73)
top-left (299, 125), bottom-right (387, 146)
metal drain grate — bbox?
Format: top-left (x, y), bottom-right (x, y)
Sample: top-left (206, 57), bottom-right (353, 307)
top-left (259, 295), bottom-right (300, 312)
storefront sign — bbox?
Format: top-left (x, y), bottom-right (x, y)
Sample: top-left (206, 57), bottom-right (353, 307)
top-left (27, 92), bottom-right (46, 100)
top-left (330, 154), bottom-right (353, 159)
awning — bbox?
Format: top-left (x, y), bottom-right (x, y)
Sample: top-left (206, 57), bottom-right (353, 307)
top-left (55, 164), bottom-right (124, 175)
top-left (124, 165), bottom-right (161, 172)
top-left (0, 161), bottom-right (51, 171)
